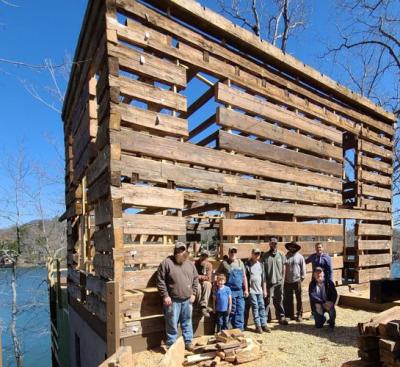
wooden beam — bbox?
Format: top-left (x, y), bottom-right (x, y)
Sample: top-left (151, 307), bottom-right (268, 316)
top-left (106, 281), bottom-right (120, 357)
top-left (220, 219), bottom-right (343, 236)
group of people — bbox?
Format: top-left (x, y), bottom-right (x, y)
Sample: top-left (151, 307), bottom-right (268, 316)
top-left (156, 239), bottom-right (338, 351)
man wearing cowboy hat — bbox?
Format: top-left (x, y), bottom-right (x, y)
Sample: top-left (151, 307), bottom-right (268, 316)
top-left (284, 241), bottom-right (306, 322)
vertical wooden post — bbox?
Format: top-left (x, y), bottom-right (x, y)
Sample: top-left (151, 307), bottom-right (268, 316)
top-left (106, 281), bottom-right (120, 357)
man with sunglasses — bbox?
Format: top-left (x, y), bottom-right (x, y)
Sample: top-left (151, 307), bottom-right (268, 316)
top-left (217, 246), bottom-right (249, 331)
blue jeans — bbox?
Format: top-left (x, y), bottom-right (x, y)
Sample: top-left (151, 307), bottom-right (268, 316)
top-left (249, 293), bottom-right (267, 327)
top-left (314, 306), bottom-right (336, 328)
top-left (215, 311), bottom-right (229, 332)
top-left (230, 290), bottom-right (245, 331)
top-left (163, 298), bottom-right (193, 346)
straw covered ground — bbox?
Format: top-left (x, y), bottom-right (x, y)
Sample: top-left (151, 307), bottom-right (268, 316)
top-left (133, 306), bottom-right (376, 367)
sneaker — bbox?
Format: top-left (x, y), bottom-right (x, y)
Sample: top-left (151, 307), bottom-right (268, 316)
top-left (279, 318), bottom-right (289, 325)
top-left (185, 343), bottom-right (194, 352)
top-left (256, 326), bottom-right (263, 334)
top-left (262, 325), bottom-right (271, 333)
top-left (201, 307), bottom-right (210, 318)
top-left (296, 316), bottom-right (303, 322)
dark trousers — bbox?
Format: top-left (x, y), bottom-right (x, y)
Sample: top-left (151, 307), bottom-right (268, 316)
top-left (314, 306), bottom-right (336, 328)
top-left (215, 311), bottom-right (229, 332)
top-left (265, 282), bottom-right (285, 320)
top-left (284, 281), bottom-right (303, 319)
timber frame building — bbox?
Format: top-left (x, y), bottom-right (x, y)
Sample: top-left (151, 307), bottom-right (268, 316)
top-left (60, 0), bottom-right (396, 366)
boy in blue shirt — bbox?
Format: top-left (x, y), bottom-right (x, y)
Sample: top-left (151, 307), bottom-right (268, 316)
top-left (213, 273), bottom-right (232, 332)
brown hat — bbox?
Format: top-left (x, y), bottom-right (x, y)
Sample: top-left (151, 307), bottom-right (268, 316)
top-left (285, 241), bottom-right (301, 252)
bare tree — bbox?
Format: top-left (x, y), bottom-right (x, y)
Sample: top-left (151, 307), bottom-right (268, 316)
top-left (323, 0), bottom-right (400, 222)
top-left (217, 0), bottom-right (308, 52)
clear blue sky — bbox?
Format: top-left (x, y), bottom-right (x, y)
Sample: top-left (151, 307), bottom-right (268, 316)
top-left (0, 1), bottom-right (392, 228)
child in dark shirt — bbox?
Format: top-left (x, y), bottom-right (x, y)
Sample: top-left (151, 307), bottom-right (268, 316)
top-left (213, 273), bottom-right (232, 332)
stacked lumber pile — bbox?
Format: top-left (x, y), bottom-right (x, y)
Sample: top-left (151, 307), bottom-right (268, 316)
top-left (184, 329), bottom-right (261, 366)
top-left (355, 306), bottom-right (400, 366)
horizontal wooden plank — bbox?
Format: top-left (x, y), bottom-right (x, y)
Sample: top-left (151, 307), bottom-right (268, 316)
top-left (113, 2), bottom-right (394, 141)
top-left (123, 269), bottom-right (157, 290)
top-left (184, 191), bottom-right (391, 221)
top-left (217, 108), bottom-right (342, 160)
top-left (358, 155), bottom-right (393, 175)
top-left (114, 244), bottom-right (174, 265)
top-left (114, 214), bottom-right (186, 235)
top-left (218, 130), bottom-right (342, 176)
top-left (359, 139), bottom-right (392, 160)
top-left (216, 83), bottom-right (342, 144)
top-left (108, 43), bottom-right (186, 87)
top-left (355, 267), bottom-right (390, 283)
top-left (121, 288), bottom-right (162, 319)
top-left (110, 75), bottom-right (187, 112)
top-left (356, 240), bottom-right (391, 251)
top-left (114, 103), bottom-right (188, 137)
top-left (221, 241), bottom-right (344, 258)
top-left (359, 170), bottom-right (391, 187)
top-left (357, 198), bottom-right (391, 212)
top-left (221, 219), bottom-right (343, 236)
top-left (111, 184), bottom-right (184, 209)
top-left (357, 224), bottom-right (392, 236)
top-left (111, 130), bottom-right (342, 190)
top-left (112, 154), bottom-right (342, 205)
top-left (360, 184), bottom-right (392, 200)
top-left (357, 254), bottom-right (392, 267)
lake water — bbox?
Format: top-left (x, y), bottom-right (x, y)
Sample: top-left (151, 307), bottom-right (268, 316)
top-left (0, 267), bottom-right (51, 367)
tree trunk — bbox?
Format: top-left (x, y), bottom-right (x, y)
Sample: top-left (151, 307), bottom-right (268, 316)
top-left (10, 261), bottom-right (23, 367)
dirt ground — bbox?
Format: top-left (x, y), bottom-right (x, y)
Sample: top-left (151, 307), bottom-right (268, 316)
top-left (133, 306), bottom-right (376, 367)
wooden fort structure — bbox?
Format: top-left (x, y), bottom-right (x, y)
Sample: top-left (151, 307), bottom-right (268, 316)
top-left (60, 0), bottom-right (396, 365)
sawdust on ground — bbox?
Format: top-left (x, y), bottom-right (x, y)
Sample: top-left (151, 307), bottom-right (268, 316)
top-left (133, 306), bottom-right (376, 367)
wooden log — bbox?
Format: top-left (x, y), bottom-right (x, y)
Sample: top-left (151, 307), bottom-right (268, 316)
top-left (356, 240), bottom-right (391, 251)
top-left (357, 254), bottom-right (392, 267)
top-left (111, 184), bottom-right (184, 209)
top-left (358, 155), bottom-right (393, 175)
top-left (98, 346), bottom-right (133, 367)
top-left (357, 335), bottom-right (380, 351)
top-left (110, 75), bottom-right (187, 112)
top-left (356, 267), bottom-right (391, 284)
top-left (358, 198), bottom-right (391, 212)
top-left (220, 219), bottom-right (342, 236)
top-left (159, 336), bottom-right (185, 367)
top-left (123, 269), bottom-right (158, 290)
top-left (111, 130), bottom-right (342, 190)
top-left (357, 224), bottom-right (392, 236)
top-left (113, 103), bottom-right (188, 137)
top-left (360, 139), bottom-right (392, 160)
top-left (114, 214), bottom-right (186, 236)
top-left (359, 170), bottom-right (391, 187)
top-left (121, 288), bottom-right (162, 319)
top-left (112, 154), bottom-right (342, 205)
top-left (360, 184), bottom-right (391, 200)
top-left (218, 130), bottom-right (342, 176)
top-left (114, 245), bottom-right (174, 266)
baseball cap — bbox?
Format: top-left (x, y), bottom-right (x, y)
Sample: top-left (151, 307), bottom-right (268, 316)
top-left (175, 242), bottom-right (186, 251)
top-left (270, 237), bottom-right (278, 243)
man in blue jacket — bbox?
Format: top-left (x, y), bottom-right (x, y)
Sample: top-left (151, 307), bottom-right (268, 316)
top-left (309, 267), bottom-right (337, 329)
top-left (306, 242), bottom-right (334, 282)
